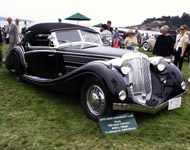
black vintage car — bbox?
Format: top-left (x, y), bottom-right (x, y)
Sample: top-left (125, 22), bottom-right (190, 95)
top-left (5, 23), bottom-right (187, 121)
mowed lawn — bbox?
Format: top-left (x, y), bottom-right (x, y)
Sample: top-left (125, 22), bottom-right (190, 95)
top-left (0, 44), bottom-right (190, 150)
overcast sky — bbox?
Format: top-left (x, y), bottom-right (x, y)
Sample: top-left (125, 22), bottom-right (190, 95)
top-left (1, 0), bottom-right (190, 27)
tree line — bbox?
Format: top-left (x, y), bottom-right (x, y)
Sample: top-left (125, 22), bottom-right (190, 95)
top-left (142, 13), bottom-right (190, 30)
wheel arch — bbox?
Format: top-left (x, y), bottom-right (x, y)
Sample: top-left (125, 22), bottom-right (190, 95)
top-left (75, 62), bottom-right (127, 103)
top-left (5, 46), bottom-right (25, 76)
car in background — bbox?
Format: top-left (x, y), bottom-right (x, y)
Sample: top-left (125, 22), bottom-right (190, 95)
top-left (141, 37), bottom-right (157, 51)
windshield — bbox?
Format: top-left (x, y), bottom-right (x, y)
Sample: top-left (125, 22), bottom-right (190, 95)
top-left (81, 31), bottom-right (102, 44)
top-left (55, 30), bottom-right (102, 45)
top-left (56, 30), bottom-right (81, 44)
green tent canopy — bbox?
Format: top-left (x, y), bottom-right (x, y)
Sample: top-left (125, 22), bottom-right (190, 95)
top-left (93, 23), bottom-right (102, 28)
top-left (65, 13), bottom-right (91, 24)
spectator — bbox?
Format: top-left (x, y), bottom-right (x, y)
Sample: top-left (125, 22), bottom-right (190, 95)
top-left (124, 29), bottom-right (138, 50)
top-left (15, 18), bottom-right (21, 42)
top-left (141, 33), bottom-right (145, 45)
top-left (21, 26), bottom-right (27, 37)
top-left (100, 24), bottom-right (112, 46)
top-left (153, 25), bottom-right (174, 59)
top-left (107, 20), bottom-right (113, 34)
top-left (3, 17), bottom-right (18, 62)
top-left (135, 27), bottom-right (141, 45)
top-left (0, 30), bottom-right (3, 68)
top-left (113, 28), bottom-right (119, 39)
top-left (1, 25), bottom-right (7, 41)
top-left (174, 24), bottom-right (189, 71)
top-left (112, 37), bottom-right (121, 48)
top-left (145, 33), bottom-right (149, 40)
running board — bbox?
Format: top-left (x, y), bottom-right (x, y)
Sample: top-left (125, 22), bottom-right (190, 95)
top-left (22, 75), bottom-right (52, 82)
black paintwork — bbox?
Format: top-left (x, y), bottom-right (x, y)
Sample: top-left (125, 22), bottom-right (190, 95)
top-left (5, 23), bottom-right (186, 111)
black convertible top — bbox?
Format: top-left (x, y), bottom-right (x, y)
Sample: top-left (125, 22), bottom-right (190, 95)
top-left (27, 23), bottom-right (97, 34)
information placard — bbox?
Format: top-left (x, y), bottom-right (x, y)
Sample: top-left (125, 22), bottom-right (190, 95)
top-left (168, 97), bottom-right (182, 110)
top-left (98, 113), bottom-right (138, 134)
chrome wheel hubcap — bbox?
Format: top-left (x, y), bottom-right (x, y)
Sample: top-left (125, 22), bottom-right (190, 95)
top-left (143, 43), bottom-right (149, 51)
top-left (86, 85), bottom-right (106, 115)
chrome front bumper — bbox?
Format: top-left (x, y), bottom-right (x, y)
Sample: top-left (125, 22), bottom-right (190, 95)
top-left (113, 90), bottom-right (188, 113)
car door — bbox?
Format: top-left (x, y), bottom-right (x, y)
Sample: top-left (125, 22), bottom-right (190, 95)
top-left (25, 44), bottom-right (65, 79)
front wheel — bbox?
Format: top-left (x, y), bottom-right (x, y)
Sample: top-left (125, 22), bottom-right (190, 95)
top-left (142, 42), bottom-right (149, 51)
top-left (81, 77), bottom-right (111, 121)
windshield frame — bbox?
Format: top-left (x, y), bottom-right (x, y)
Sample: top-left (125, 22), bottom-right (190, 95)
top-left (52, 29), bottom-right (103, 48)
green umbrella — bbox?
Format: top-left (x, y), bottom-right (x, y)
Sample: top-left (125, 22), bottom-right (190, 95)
top-left (65, 12), bottom-right (91, 24)
top-left (93, 23), bottom-right (102, 28)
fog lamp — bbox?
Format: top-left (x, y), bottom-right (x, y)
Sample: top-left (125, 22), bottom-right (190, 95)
top-left (181, 82), bottom-right (186, 90)
top-left (119, 90), bottom-right (127, 101)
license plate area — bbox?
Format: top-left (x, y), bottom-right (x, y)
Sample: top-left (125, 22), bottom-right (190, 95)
top-left (168, 97), bottom-right (182, 110)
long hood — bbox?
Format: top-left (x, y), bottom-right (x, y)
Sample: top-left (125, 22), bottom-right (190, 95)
top-left (58, 46), bottom-right (130, 59)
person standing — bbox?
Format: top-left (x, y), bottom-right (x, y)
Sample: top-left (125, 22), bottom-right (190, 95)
top-left (3, 17), bottom-right (18, 62)
top-left (145, 33), bottom-right (149, 40)
top-left (0, 30), bottom-right (3, 68)
top-left (107, 20), bottom-right (113, 34)
top-left (113, 28), bottom-right (119, 39)
top-left (124, 29), bottom-right (138, 50)
top-left (15, 18), bottom-right (21, 43)
top-left (21, 26), bottom-right (27, 37)
top-left (100, 24), bottom-right (112, 46)
top-left (153, 25), bottom-right (174, 59)
top-left (135, 27), bottom-right (141, 45)
top-left (174, 25), bottom-right (189, 71)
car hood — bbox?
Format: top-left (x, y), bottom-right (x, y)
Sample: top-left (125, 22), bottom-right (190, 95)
top-left (58, 46), bottom-right (130, 59)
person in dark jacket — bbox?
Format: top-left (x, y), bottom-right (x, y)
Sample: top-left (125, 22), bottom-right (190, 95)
top-left (153, 25), bottom-right (174, 59)
top-left (0, 30), bottom-right (3, 68)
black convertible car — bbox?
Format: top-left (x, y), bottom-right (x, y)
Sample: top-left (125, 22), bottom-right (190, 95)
top-left (5, 23), bottom-right (187, 121)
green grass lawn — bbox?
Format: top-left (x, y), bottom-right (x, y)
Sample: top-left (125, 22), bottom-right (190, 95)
top-left (0, 45), bottom-right (190, 150)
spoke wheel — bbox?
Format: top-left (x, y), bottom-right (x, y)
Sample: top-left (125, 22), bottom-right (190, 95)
top-left (81, 77), bottom-right (111, 121)
top-left (86, 85), bottom-right (106, 116)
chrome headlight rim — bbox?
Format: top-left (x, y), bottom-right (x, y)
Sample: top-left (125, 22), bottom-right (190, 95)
top-left (149, 57), bottom-right (166, 72)
top-left (121, 60), bottom-right (132, 75)
top-left (157, 58), bottom-right (166, 72)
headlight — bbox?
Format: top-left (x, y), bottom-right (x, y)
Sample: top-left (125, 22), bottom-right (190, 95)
top-left (157, 58), bottom-right (166, 72)
top-left (149, 57), bottom-right (166, 72)
top-left (121, 66), bottom-right (131, 75)
top-left (181, 82), bottom-right (186, 90)
top-left (121, 60), bottom-right (131, 75)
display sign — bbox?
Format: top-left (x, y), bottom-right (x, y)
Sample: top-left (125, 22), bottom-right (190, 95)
top-left (168, 97), bottom-right (182, 110)
top-left (98, 113), bottom-right (138, 134)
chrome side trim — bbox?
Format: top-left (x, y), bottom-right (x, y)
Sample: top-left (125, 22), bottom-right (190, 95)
top-left (24, 49), bottom-right (119, 59)
top-left (113, 90), bottom-right (188, 113)
top-left (25, 50), bottom-right (57, 54)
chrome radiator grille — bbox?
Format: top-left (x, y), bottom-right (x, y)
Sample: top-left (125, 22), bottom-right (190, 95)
top-left (128, 57), bottom-right (152, 103)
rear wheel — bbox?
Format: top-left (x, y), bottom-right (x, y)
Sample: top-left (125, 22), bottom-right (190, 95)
top-left (142, 42), bottom-right (149, 51)
top-left (81, 77), bottom-right (111, 121)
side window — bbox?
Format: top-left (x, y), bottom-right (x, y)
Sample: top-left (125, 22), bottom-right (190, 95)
top-left (30, 34), bottom-right (50, 46)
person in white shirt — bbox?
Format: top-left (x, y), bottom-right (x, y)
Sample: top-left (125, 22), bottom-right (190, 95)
top-left (100, 24), bottom-right (112, 46)
top-left (174, 24), bottom-right (189, 71)
top-left (15, 18), bottom-right (21, 43)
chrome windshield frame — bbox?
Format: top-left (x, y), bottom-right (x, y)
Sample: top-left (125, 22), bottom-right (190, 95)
top-left (51, 29), bottom-right (103, 48)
